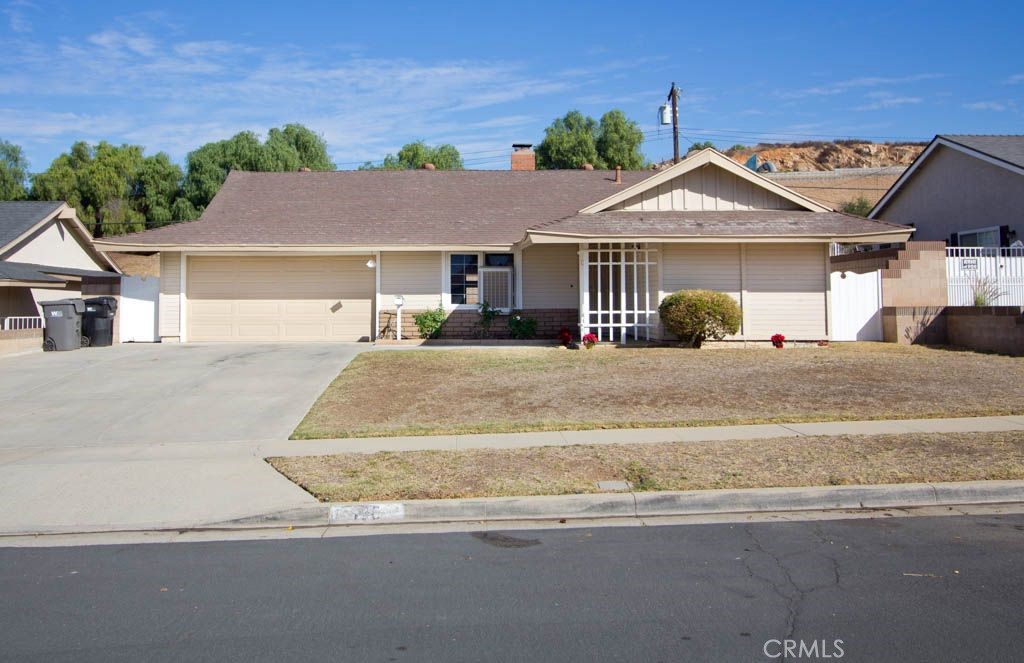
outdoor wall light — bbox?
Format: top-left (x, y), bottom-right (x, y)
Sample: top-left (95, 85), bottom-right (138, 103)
top-left (366, 258), bottom-right (376, 269)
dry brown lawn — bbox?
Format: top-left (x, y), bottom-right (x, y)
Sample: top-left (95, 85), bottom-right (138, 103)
top-left (292, 343), bottom-right (1024, 439)
top-left (269, 431), bottom-right (1024, 502)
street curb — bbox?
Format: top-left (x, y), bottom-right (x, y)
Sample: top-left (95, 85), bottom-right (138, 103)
top-left (217, 480), bottom-right (1024, 528)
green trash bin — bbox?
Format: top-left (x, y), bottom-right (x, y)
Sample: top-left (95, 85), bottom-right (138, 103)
top-left (39, 299), bottom-right (86, 351)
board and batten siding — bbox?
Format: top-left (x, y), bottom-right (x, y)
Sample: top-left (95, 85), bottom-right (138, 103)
top-left (521, 244), bottom-right (579, 309)
top-left (379, 251), bottom-right (442, 310)
top-left (658, 242), bottom-right (827, 340)
top-left (158, 251), bottom-right (181, 340)
top-left (612, 165), bottom-right (801, 212)
top-left (744, 243), bottom-right (827, 339)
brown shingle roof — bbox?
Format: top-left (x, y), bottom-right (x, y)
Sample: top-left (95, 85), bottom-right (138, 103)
top-left (531, 210), bottom-right (912, 238)
top-left (112, 169), bottom-right (654, 247)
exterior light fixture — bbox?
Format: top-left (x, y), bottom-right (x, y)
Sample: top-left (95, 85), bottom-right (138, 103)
top-left (366, 258), bottom-right (376, 269)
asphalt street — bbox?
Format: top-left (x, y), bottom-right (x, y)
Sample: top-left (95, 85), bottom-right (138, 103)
top-left (1, 513), bottom-right (1022, 662)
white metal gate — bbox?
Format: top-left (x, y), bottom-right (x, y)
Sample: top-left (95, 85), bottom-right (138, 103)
top-left (120, 275), bottom-right (159, 342)
top-left (947, 247), bottom-right (1024, 306)
top-left (830, 270), bottom-right (883, 341)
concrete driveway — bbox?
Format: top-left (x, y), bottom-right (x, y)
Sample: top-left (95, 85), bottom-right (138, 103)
top-left (0, 343), bottom-right (365, 447)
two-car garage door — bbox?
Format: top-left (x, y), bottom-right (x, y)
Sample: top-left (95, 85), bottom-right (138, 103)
top-left (186, 256), bottom-right (374, 342)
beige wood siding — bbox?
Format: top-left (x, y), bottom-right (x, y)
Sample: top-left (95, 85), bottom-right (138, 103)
top-left (159, 251), bottom-right (181, 339)
top-left (661, 243), bottom-right (741, 299)
top-left (380, 251), bottom-right (442, 310)
top-left (659, 243), bottom-right (741, 339)
top-left (186, 256), bottom-right (374, 342)
top-left (521, 244), bottom-right (579, 308)
top-left (744, 243), bottom-right (827, 339)
top-left (614, 164), bottom-right (801, 212)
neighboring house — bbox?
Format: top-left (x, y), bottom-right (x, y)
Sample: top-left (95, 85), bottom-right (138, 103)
top-left (869, 135), bottom-right (1024, 247)
top-left (94, 147), bottom-right (910, 344)
top-left (0, 201), bottom-right (120, 327)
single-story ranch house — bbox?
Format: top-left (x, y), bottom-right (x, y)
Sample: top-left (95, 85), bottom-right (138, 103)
top-left (95, 147), bottom-right (911, 343)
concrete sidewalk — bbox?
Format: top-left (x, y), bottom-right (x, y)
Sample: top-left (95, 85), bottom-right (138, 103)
top-left (1, 414), bottom-right (1022, 535)
top-left (259, 414), bottom-right (1024, 456)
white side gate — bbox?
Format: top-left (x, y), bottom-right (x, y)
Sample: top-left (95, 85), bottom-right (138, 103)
top-left (830, 270), bottom-right (883, 341)
top-left (119, 275), bottom-right (160, 342)
top-left (947, 247), bottom-right (1024, 306)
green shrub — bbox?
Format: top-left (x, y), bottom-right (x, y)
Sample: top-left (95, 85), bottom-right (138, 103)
top-left (659, 289), bottom-right (742, 348)
top-left (478, 301), bottom-right (499, 337)
top-left (840, 196), bottom-right (873, 217)
top-left (412, 304), bottom-right (447, 339)
top-left (507, 313), bottom-right (538, 340)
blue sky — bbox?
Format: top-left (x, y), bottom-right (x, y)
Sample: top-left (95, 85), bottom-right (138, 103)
top-left (2, 0), bottom-right (1022, 171)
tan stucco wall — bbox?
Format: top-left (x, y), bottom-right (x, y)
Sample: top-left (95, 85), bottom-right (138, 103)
top-left (380, 251), bottom-right (442, 311)
top-left (521, 244), bottom-right (579, 309)
top-left (878, 145), bottom-right (1024, 243)
top-left (1, 218), bottom-right (105, 270)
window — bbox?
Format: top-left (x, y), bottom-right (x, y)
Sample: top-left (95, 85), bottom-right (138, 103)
top-left (448, 253), bottom-right (515, 308)
top-left (957, 227), bottom-right (1000, 248)
top-left (449, 254), bottom-right (479, 305)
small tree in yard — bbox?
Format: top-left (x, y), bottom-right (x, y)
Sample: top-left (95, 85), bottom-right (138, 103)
top-left (659, 290), bottom-right (742, 348)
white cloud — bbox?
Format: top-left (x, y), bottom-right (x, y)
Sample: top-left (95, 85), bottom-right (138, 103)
top-left (854, 92), bottom-right (923, 111)
top-left (963, 101), bottom-right (1008, 111)
top-left (778, 73), bottom-right (942, 99)
top-left (1005, 74), bottom-right (1024, 84)
top-left (3, 0), bottom-right (34, 33)
top-left (4, 17), bottom-right (662, 167)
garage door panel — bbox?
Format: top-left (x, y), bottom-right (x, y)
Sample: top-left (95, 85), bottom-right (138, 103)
top-left (187, 257), bottom-right (373, 342)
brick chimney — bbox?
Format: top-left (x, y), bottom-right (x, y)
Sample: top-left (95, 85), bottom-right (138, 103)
top-left (511, 143), bottom-right (535, 171)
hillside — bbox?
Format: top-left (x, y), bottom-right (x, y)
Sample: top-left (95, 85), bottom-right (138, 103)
top-left (726, 141), bottom-right (925, 172)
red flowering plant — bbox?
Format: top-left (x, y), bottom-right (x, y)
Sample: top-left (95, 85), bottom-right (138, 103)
top-left (582, 332), bottom-right (598, 349)
top-left (557, 327), bottom-right (574, 346)
top-left (771, 333), bottom-right (785, 349)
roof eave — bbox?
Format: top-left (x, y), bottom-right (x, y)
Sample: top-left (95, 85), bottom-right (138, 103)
top-left (526, 229), bottom-right (914, 244)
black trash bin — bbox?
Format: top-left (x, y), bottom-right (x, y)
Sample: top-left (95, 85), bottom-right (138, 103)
top-left (39, 299), bottom-right (86, 351)
top-left (82, 296), bottom-right (118, 347)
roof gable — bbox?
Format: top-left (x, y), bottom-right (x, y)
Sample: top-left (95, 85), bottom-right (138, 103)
top-left (870, 135), bottom-right (1024, 218)
top-left (579, 149), bottom-right (831, 214)
top-left (0, 201), bottom-right (64, 250)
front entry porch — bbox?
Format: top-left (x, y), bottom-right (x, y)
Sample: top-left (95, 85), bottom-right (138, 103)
top-left (578, 242), bottom-right (658, 342)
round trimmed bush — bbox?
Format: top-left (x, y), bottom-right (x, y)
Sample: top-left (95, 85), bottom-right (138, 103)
top-left (659, 289), bottom-right (742, 348)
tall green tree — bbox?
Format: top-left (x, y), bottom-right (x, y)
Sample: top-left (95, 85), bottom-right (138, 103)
top-left (31, 141), bottom-right (186, 236)
top-left (595, 110), bottom-right (645, 170)
top-left (184, 124), bottom-right (334, 209)
top-left (0, 139), bottom-right (29, 200)
top-left (360, 140), bottom-right (464, 170)
top-left (536, 109), bottom-right (645, 170)
top-left (535, 111), bottom-right (601, 169)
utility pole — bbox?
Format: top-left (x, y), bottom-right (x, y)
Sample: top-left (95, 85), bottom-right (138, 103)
top-left (669, 82), bottom-right (680, 163)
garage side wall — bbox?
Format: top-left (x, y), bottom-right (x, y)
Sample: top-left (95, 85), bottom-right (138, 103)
top-left (159, 251), bottom-right (181, 342)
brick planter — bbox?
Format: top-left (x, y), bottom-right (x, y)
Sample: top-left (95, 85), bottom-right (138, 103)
top-left (378, 308), bottom-right (578, 341)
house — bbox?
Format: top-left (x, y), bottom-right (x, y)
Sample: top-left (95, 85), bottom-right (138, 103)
top-left (94, 147), bottom-right (911, 344)
top-left (0, 201), bottom-right (120, 331)
top-left (869, 135), bottom-right (1024, 247)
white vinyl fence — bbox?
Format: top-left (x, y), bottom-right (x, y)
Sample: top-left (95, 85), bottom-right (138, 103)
top-left (830, 270), bottom-right (883, 341)
top-left (119, 275), bottom-right (160, 342)
top-left (947, 247), bottom-right (1024, 306)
